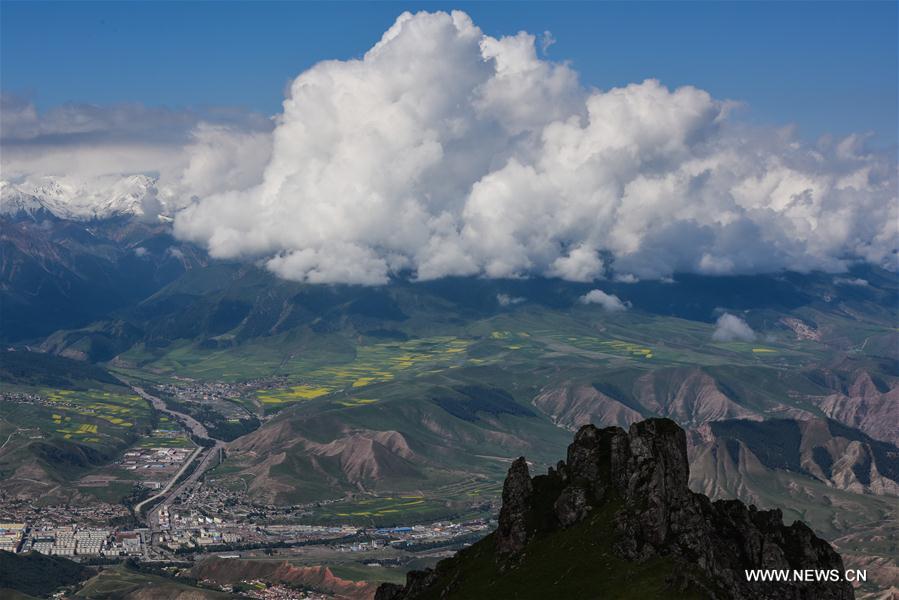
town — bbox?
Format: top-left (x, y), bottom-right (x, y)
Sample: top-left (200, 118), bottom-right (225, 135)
top-left (0, 380), bottom-right (495, 598)
top-left (0, 506), bottom-right (490, 565)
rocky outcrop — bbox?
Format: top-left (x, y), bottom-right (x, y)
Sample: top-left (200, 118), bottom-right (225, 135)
top-left (495, 457), bottom-right (533, 559)
top-left (377, 418), bottom-right (853, 600)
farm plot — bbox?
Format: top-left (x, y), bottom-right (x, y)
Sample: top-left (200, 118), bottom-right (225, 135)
top-left (9, 387), bottom-right (152, 448)
top-left (308, 495), bottom-right (451, 525)
top-left (479, 329), bottom-right (659, 365)
top-left (542, 333), bottom-right (654, 359)
top-left (258, 336), bottom-right (473, 406)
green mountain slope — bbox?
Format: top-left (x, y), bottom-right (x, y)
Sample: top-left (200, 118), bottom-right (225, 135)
top-left (0, 550), bottom-right (92, 598)
top-left (377, 419), bottom-right (853, 600)
top-left (0, 352), bottom-right (156, 501)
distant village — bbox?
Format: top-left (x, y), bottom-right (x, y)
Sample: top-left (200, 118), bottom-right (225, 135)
top-left (0, 508), bottom-right (490, 563)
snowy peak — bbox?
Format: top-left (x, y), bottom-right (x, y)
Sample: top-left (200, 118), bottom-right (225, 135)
top-left (1, 174), bottom-right (169, 222)
top-left (0, 180), bottom-right (54, 220)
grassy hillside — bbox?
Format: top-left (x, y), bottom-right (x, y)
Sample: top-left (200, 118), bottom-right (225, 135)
top-left (0, 353), bottom-right (155, 501)
top-left (0, 551), bottom-right (92, 598)
top-left (40, 262), bottom-right (896, 380)
top-left (75, 564), bottom-right (230, 599)
top-left (0, 350), bottom-right (119, 388)
top-left (385, 503), bottom-right (712, 600)
top-left (212, 371), bottom-right (570, 509)
top-left (1, 219), bottom-right (202, 344)
top-left (202, 303), bottom-right (897, 511)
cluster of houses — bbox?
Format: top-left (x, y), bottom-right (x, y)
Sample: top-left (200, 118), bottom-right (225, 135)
top-left (13, 525), bottom-right (145, 557)
top-left (0, 523), bottom-right (25, 552)
top-left (120, 446), bottom-right (193, 473)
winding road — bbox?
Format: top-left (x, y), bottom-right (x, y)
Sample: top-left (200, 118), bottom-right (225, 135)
top-left (118, 380), bottom-right (225, 526)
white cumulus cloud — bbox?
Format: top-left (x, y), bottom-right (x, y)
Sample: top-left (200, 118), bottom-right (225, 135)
top-left (834, 277), bottom-right (869, 286)
top-left (614, 273), bottom-right (640, 284)
top-left (9, 12), bottom-right (890, 286)
top-left (712, 313), bottom-right (756, 342)
top-left (172, 10), bottom-right (897, 285)
top-left (497, 293), bottom-right (525, 307)
top-left (579, 289), bottom-right (629, 312)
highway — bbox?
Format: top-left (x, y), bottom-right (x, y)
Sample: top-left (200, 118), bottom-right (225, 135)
top-left (132, 444), bottom-right (204, 515)
top-left (117, 379), bottom-right (226, 528)
top-left (149, 437), bottom-right (224, 524)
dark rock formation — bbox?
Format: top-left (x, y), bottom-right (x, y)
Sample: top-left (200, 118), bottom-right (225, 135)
top-left (377, 418), bottom-right (854, 600)
top-left (495, 457), bottom-right (533, 559)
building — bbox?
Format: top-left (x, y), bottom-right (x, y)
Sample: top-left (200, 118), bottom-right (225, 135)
top-left (0, 523), bottom-right (25, 553)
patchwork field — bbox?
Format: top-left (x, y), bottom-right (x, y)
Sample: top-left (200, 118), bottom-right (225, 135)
top-left (116, 333), bottom-right (356, 383)
top-left (302, 491), bottom-right (490, 527)
top-left (297, 472), bottom-right (505, 527)
top-left (0, 380), bottom-right (158, 502)
top-left (135, 432), bottom-right (194, 449)
top-left (109, 306), bottom-right (871, 455)
top-left (250, 319), bottom-right (805, 411)
top-left (67, 292), bottom-right (897, 524)
top-left (256, 336), bottom-right (473, 406)
top-left (113, 299), bottom-right (877, 405)
top-left (0, 386), bottom-right (152, 449)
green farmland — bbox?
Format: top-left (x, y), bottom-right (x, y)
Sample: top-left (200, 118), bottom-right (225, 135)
top-left (0, 386), bottom-right (152, 449)
top-left (301, 492), bottom-right (490, 527)
top-left (257, 335), bottom-right (472, 406)
top-left (0, 383), bottom-right (155, 499)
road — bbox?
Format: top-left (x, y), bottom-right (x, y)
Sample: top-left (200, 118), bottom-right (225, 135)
top-left (133, 444), bottom-right (204, 515)
top-left (118, 380), bottom-right (225, 527)
top-left (150, 437), bottom-right (224, 523)
top-left (0, 427), bottom-right (22, 450)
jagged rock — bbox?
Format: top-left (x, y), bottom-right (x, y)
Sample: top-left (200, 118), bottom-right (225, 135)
top-left (375, 568), bottom-right (440, 600)
top-left (495, 456), bottom-right (533, 559)
top-left (553, 484), bottom-right (590, 527)
top-left (379, 418), bottom-right (854, 600)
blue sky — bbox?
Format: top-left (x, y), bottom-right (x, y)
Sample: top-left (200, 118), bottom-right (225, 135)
top-left (2, 1), bottom-right (896, 144)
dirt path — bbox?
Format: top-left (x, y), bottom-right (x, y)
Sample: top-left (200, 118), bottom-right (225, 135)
top-left (0, 427), bottom-right (22, 450)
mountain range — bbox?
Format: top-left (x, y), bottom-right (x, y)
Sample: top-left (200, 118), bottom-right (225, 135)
top-left (0, 175), bottom-right (177, 223)
top-left (1, 201), bottom-right (897, 596)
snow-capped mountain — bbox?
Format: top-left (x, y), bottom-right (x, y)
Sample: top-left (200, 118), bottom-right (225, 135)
top-left (0, 180), bottom-right (55, 220)
top-left (1, 174), bottom-right (175, 221)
